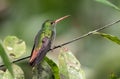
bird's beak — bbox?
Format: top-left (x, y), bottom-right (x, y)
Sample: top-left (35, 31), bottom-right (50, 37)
top-left (54, 15), bottom-right (70, 24)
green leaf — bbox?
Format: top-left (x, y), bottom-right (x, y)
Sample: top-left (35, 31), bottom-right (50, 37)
top-left (0, 41), bottom-right (13, 76)
top-left (32, 57), bottom-right (60, 79)
top-left (0, 70), bottom-right (4, 79)
top-left (94, 32), bottom-right (120, 45)
top-left (44, 56), bottom-right (60, 79)
top-left (95, 0), bottom-right (120, 11)
top-left (58, 48), bottom-right (86, 79)
top-left (2, 64), bottom-right (25, 79)
top-left (32, 60), bottom-right (54, 79)
top-left (109, 72), bottom-right (120, 79)
top-left (3, 36), bottom-right (26, 59)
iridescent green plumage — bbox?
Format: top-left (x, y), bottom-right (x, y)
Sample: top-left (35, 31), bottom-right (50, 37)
top-left (29, 15), bottom-right (70, 66)
top-left (36, 20), bottom-right (55, 49)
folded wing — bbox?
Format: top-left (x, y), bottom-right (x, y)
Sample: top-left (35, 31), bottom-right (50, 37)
top-left (29, 37), bottom-right (51, 66)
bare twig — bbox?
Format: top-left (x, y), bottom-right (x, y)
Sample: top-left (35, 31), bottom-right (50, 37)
top-left (50, 19), bottom-right (120, 50)
top-left (0, 19), bottom-right (120, 68)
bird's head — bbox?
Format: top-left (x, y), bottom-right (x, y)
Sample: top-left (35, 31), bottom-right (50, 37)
top-left (43, 15), bottom-right (70, 28)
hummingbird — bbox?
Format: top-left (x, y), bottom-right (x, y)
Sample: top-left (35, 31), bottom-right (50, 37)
top-left (29, 15), bottom-right (70, 66)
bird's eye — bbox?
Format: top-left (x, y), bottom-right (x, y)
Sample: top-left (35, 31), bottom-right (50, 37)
top-left (51, 22), bottom-right (54, 25)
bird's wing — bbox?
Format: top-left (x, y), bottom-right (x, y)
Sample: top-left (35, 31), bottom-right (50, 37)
top-left (29, 36), bottom-right (52, 66)
top-left (29, 30), bottom-right (41, 63)
top-left (29, 30), bottom-right (55, 66)
top-left (35, 37), bottom-right (51, 65)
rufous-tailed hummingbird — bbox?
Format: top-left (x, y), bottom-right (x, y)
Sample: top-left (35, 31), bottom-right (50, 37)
top-left (29, 15), bottom-right (70, 66)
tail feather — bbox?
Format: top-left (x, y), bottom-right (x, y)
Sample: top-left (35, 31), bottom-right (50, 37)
top-left (29, 48), bottom-right (50, 66)
top-left (29, 59), bottom-right (36, 66)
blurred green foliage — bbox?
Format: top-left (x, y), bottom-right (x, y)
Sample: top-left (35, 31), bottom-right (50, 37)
top-left (3, 36), bottom-right (26, 59)
top-left (3, 64), bottom-right (25, 79)
top-left (0, 41), bottom-right (13, 76)
top-left (0, 0), bottom-right (120, 79)
top-left (0, 36), bottom-right (26, 79)
top-left (58, 48), bottom-right (86, 79)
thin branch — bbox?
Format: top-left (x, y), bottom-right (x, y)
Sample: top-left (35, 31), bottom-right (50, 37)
top-left (0, 19), bottom-right (120, 68)
top-left (0, 56), bottom-right (30, 68)
top-left (51, 19), bottom-right (120, 50)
